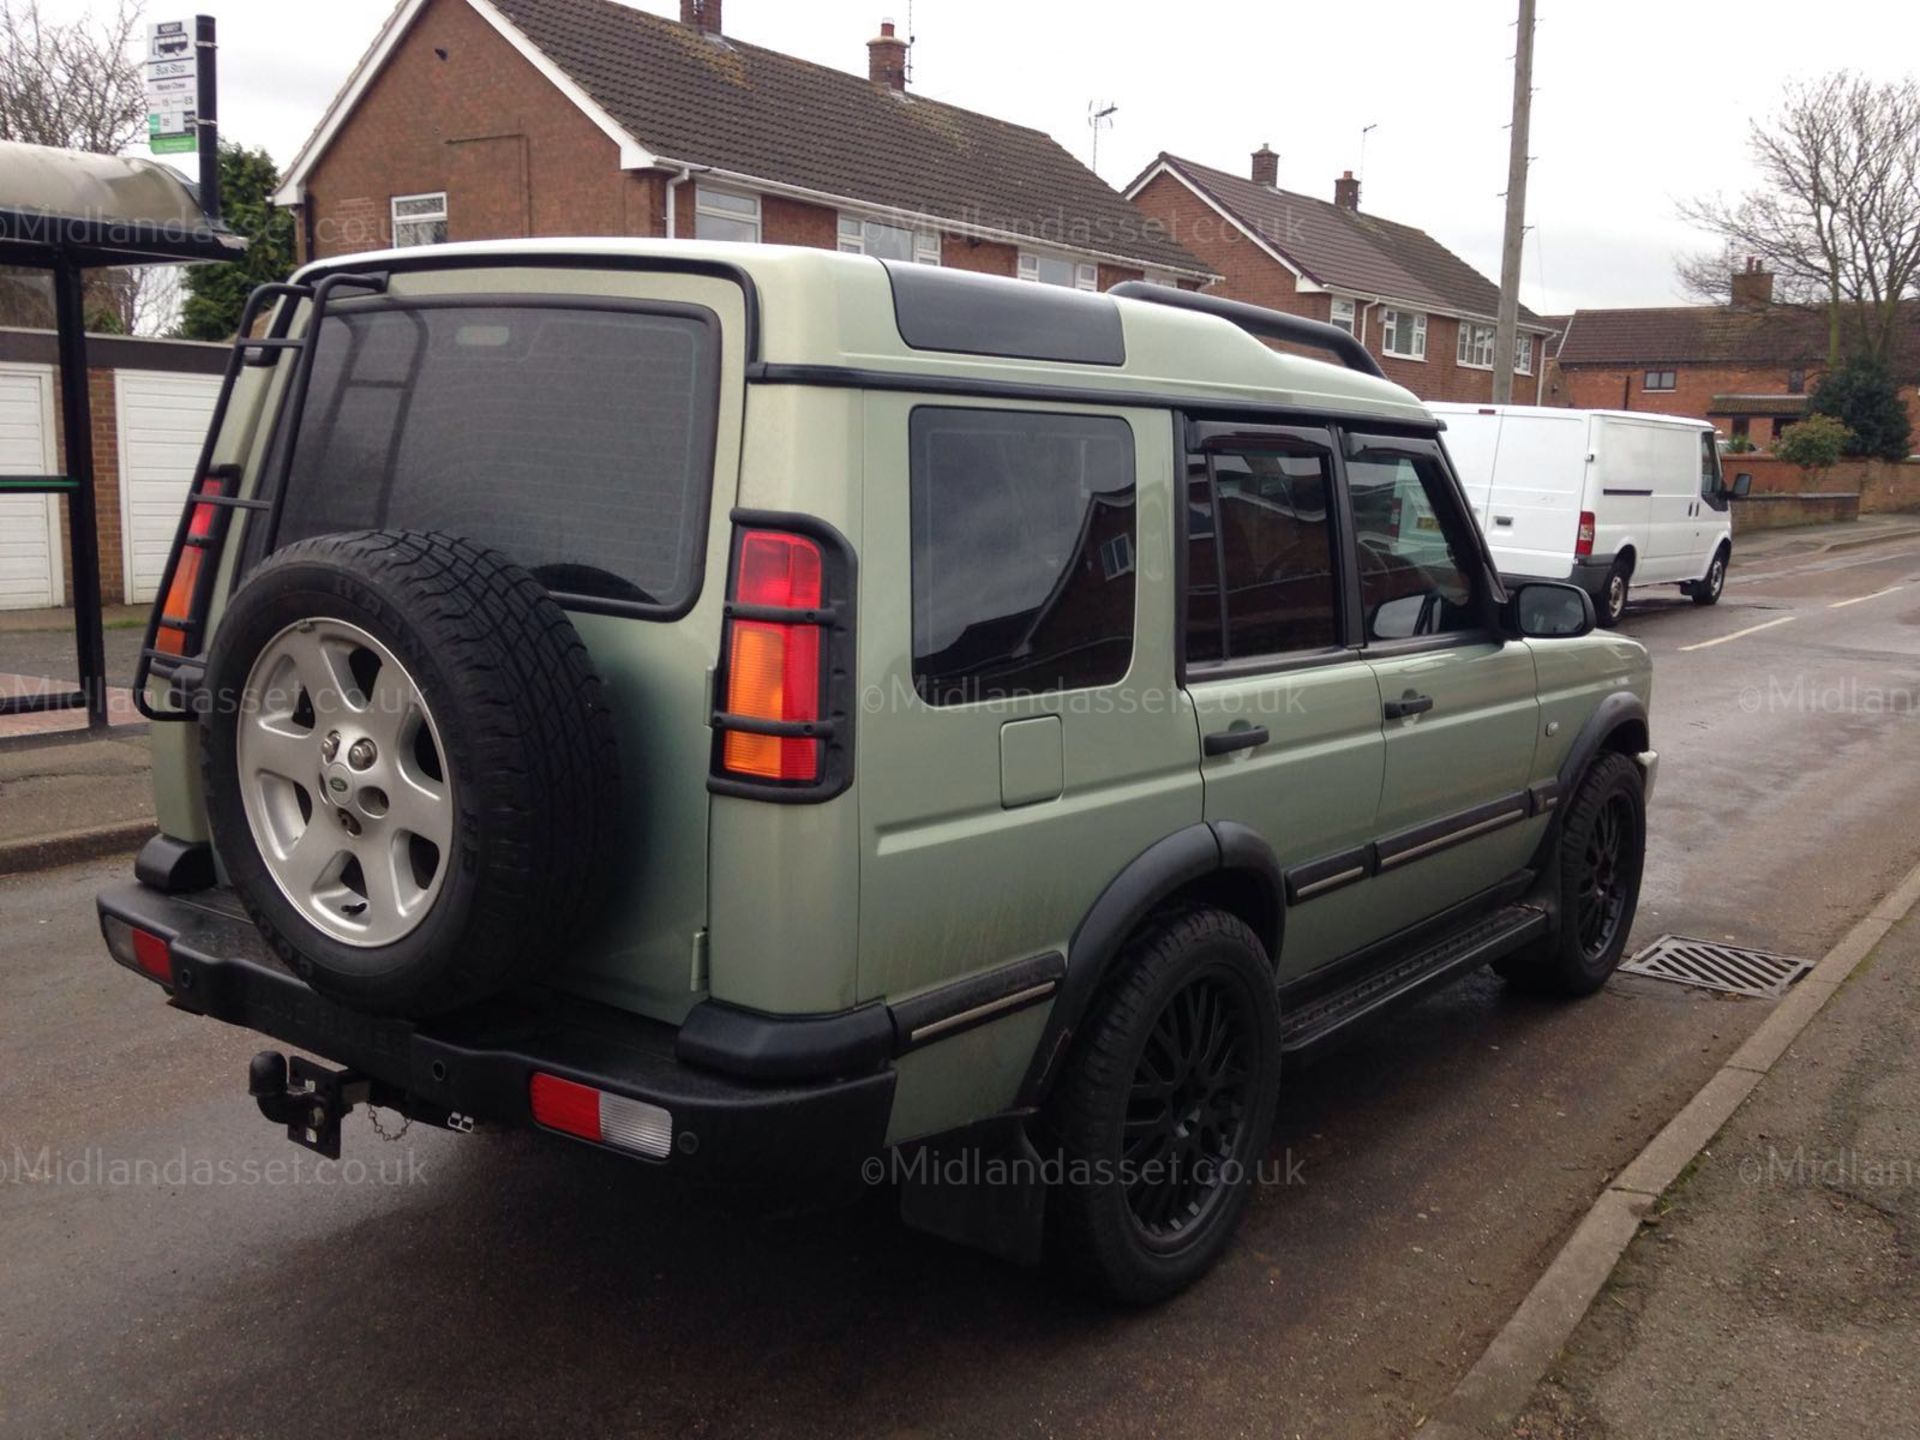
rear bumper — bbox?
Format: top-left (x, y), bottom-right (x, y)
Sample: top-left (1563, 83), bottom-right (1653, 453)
top-left (1498, 554), bottom-right (1616, 599)
top-left (96, 883), bottom-right (894, 1183)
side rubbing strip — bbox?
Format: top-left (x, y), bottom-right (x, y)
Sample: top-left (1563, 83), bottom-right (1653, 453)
top-left (1375, 794), bottom-right (1530, 871)
top-left (890, 952), bottom-right (1066, 1053)
top-left (1284, 844), bottom-right (1375, 904)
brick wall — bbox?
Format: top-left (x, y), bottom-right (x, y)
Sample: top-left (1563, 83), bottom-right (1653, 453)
top-left (1127, 170), bottom-right (1546, 403)
top-left (302, 0), bottom-right (656, 259)
top-left (49, 370), bottom-right (125, 603)
top-left (1552, 362), bottom-right (1920, 446)
top-left (1725, 455), bottom-right (1920, 513)
top-left (940, 235), bottom-right (1016, 276)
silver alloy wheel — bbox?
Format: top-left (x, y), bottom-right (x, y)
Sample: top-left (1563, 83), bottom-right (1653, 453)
top-left (1607, 572), bottom-right (1627, 621)
top-left (236, 617), bottom-right (453, 948)
top-left (1706, 556), bottom-right (1726, 597)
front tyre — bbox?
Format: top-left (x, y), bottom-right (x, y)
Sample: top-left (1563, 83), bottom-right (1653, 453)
top-left (1046, 909), bottom-right (1281, 1304)
top-left (1503, 753), bottom-right (1646, 997)
top-left (1688, 545), bottom-right (1729, 606)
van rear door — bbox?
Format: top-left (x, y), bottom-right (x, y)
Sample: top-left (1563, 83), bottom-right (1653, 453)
top-left (1483, 408), bottom-right (1587, 581)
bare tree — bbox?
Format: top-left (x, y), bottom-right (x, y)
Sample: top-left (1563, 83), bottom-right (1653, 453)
top-left (1678, 72), bottom-right (1920, 367)
top-left (0, 0), bottom-right (146, 153)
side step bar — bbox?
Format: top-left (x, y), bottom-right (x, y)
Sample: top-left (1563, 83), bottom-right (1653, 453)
top-left (1280, 903), bottom-right (1550, 1059)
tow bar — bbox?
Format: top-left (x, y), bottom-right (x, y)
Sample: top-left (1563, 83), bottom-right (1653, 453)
top-left (248, 1051), bottom-right (367, 1160)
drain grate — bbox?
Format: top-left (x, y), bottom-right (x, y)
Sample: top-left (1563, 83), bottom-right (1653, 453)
top-left (1619, 935), bottom-right (1814, 998)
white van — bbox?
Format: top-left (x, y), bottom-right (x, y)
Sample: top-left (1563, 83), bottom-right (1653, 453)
top-left (1432, 404), bottom-right (1742, 626)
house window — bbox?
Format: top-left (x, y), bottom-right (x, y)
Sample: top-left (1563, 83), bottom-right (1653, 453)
top-left (1787, 368), bottom-right (1806, 394)
top-left (1644, 369), bottom-right (1677, 391)
top-left (1329, 297), bottom-right (1357, 335)
top-left (1457, 321), bottom-right (1496, 369)
top-left (837, 214), bottom-right (939, 264)
top-left (1514, 332), bottom-right (1533, 375)
top-left (1019, 253), bottom-right (1098, 291)
top-left (1381, 308), bottom-right (1427, 360)
top-left (390, 192), bottom-right (447, 248)
top-left (694, 185), bottom-right (760, 243)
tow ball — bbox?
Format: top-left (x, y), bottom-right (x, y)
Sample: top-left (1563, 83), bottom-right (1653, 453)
top-left (248, 1051), bottom-right (368, 1160)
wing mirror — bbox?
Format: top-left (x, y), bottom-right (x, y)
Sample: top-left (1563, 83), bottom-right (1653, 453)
top-left (1504, 581), bottom-right (1595, 639)
top-left (1731, 471), bottom-right (1753, 498)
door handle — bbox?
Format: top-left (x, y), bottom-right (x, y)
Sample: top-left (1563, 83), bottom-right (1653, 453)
top-left (1204, 725), bottom-right (1270, 756)
top-left (1383, 692), bottom-right (1434, 720)
top-left (1493, 514), bottom-right (1515, 527)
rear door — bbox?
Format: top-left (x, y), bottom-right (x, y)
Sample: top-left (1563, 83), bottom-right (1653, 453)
top-left (1483, 409), bottom-right (1584, 581)
top-left (1344, 432), bottom-right (1544, 936)
top-left (1179, 421), bottom-right (1389, 981)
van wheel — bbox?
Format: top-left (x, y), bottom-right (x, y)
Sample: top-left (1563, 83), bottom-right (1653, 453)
top-left (1688, 546), bottom-right (1729, 605)
top-left (1500, 753), bottom-right (1645, 997)
top-left (1046, 909), bottom-right (1281, 1304)
top-left (1598, 560), bottom-right (1631, 627)
top-left (200, 530), bottom-right (620, 1017)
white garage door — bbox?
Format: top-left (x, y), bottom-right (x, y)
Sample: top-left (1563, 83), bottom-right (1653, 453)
top-left (117, 370), bottom-right (222, 603)
top-left (0, 363), bottom-right (61, 611)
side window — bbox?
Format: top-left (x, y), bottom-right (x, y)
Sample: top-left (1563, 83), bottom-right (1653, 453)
top-left (1345, 441), bottom-right (1481, 641)
top-left (910, 408), bottom-right (1136, 705)
top-left (1699, 430), bottom-right (1723, 500)
top-left (1185, 438), bottom-right (1342, 665)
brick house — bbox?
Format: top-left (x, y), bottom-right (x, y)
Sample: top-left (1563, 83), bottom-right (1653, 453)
top-left (270, 0), bottom-right (1209, 290)
top-left (1549, 264), bottom-right (1920, 450)
top-left (1124, 149), bottom-right (1556, 402)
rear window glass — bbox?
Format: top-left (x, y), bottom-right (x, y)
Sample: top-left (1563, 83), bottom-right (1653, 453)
top-left (271, 302), bottom-right (720, 610)
top-left (910, 407), bottom-right (1136, 706)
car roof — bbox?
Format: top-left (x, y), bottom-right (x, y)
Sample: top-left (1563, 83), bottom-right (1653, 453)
top-left (297, 238), bottom-right (1434, 427)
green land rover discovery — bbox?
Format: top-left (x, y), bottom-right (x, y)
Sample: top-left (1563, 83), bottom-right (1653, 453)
top-left (98, 239), bottom-right (1655, 1302)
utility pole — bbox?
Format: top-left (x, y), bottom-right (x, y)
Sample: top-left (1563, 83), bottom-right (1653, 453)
top-left (1492, 0), bottom-right (1534, 404)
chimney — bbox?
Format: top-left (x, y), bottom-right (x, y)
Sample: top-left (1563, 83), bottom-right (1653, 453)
top-left (868, 19), bottom-right (908, 91)
top-left (1250, 144), bottom-right (1278, 187)
top-left (1334, 170), bottom-right (1360, 211)
top-left (679, 0), bottom-right (721, 31)
top-left (1730, 255), bottom-right (1774, 308)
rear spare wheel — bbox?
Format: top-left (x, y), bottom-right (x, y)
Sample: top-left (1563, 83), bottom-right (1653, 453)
top-left (199, 530), bottom-right (619, 1016)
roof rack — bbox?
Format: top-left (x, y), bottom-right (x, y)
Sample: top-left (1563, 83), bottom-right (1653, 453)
top-left (1107, 281), bottom-right (1387, 380)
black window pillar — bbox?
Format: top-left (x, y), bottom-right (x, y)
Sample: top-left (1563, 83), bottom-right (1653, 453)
top-left (53, 257), bottom-right (108, 729)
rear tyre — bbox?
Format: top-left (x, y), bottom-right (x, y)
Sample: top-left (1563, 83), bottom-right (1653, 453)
top-left (1688, 545), bottom-right (1729, 606)
top-left (1500, 753), bottom-right (1645, 997)
top-left (1597, 558), bottom-right (1631, 628)
top-left (1046, 909), bottom-right (1281, 1304)
top-left (200, 530), bottom-right (620, 1017)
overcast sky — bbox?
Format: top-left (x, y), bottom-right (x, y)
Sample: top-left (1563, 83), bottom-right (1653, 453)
top-left (49, 0), bottom-right (1920, 313)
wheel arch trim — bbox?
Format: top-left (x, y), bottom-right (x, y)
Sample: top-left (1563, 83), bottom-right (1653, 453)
top-left (1015, 821), bottom-right (1284, 1106)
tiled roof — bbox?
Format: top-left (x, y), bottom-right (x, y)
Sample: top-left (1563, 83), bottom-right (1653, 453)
top-left (1557, 306), bottom-right (1833, 366)
top-left (487, 0), bottom-right (1208, 274)
top-left (1556, 302), bottom-right (1920, 367)
top-left (1139, 152), bottom-right (1543, 327)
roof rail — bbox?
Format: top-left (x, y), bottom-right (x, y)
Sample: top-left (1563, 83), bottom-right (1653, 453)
top-left (1107, 281), bottom-right (1388, 380)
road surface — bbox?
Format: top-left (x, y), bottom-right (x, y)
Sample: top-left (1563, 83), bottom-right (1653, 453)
top-left (4, 539), bottom-right (1920, 1438)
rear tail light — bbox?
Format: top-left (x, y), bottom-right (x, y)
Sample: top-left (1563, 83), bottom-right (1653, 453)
top-left (1575, 510), bottom-right (1597, 557)
top-left (529, 1073), bottom-right (673, 1159)
top-left (154, 473), bottom-right (228, 656)
top-left (102, 916), bottom-right (173, 984)
top-left (718, 529), bottom-right (825, 783)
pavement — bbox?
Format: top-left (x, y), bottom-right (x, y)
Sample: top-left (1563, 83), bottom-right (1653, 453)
top-left (0, 519), bottom-right (1919, 1436)
top-left (1509, 906), bottom-right (1920, 1440)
